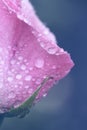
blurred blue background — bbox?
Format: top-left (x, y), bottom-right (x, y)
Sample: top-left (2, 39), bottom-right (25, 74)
top-left (1, 0), bottom-right (87, 130)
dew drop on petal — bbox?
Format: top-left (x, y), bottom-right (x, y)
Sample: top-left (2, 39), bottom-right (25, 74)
top-left (16, 74), bottom-right (22, 80)
top-left (0, 84), bottom-right (3, 89)
top-left (28, 88), bottom-right (33, 94)
top-left (15, 85), bottom-right (18, 88)
top-left (38, 33), bottom-right (42, 37)
top-left (13, 100), bottom-right (22, 108)
top-left (0, 47), bottom-right (2, 52)
top-left (35, 79), bottom-right (41, 85)
top-left (35, 58), bottom-right (44, 68)
top-left (43, 93), bottom-right (47, 97)
top-left (60, 48), bottom-right (64, 52)
top-left (10, 60), bottom-right (15, 65)
top-left (52, 65), bottom-right (56, 69)
top-left (25, 75), bottom-right (32, 81)
top-left (7, 77), bottom-right (13, 82)
top-left (8, 91), bottom-right (16, 99)
top-left (18, 56), bottom-right (23, 61)
top-left (40, 42), bottom-right (45, 48)
top-left (20, 64), bottom-right (26, 70)
top-left (47, 47), bottom-right (57, 54)
top-left (44, 30), bottom-right (49, 35)
top-left (25, 85), bottom-right (30, 89)
top-left (29, 67), bottom-right (33, 71)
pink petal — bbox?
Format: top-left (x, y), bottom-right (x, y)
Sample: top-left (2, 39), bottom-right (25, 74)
top-left (0, 0), bottom-right (74, 113)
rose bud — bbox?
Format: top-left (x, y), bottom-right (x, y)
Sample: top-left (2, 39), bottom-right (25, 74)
top-left (0, 0), bottom-right (74, 118)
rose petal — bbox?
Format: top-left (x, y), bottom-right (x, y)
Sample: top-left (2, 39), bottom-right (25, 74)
top-left (0, 0), bottom-right (74, 113)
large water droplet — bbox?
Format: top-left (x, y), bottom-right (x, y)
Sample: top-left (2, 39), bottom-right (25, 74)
top-left (44, 30), bottom-right (49, 35)
top-left (21, 64), bottom-right (26, 70)
top-left (18, 56), bottom-right (23, 61)
top-left (0, 84), bottom-right (3, 88)
top-left (38, 33), bottom-right (42, 37)
top-left (47, 47), bottom-right (56, 54)
top-left (36, 79), bottom-right (41, 85)
top-left (25, 75), bottom-right (32, 81)
top-left (29, 67), bottom-right (33, 71)
top-left (35, 58), bottom-right (44, 68)
top-left (60, 48), bottom-right (64, 52)
top-left (28, 88), bottom-right (33, 94)
top-left (8, 91), bottom-right (16, 99)
top-left (7, 76), bottom-right (13, 82)
top-left (25, 85), bottom-right (30, 89)
top-left (16, 74), bottom-right (22, 80)
top-left (40, 42), bottom-right (45, 48)
top-left (13, 100), bottom-right (22, 108)
top-left (43, 93), bottom-right (47, 97)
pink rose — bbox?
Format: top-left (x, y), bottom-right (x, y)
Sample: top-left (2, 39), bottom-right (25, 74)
top-left (0, 0), bottom-right (74, 117)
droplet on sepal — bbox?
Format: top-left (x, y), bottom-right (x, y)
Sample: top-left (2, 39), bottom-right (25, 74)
top-left (3, 77), bottom-right (52, 118)
top-left (35, 58), bottom-right (44, 68)
top-left (43, 93), bottom-right (47, 97)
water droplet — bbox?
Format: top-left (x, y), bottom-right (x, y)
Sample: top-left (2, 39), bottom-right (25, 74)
top-left (0, 47), bottom-right (2, 52)
top-left (0, 61), bottom-right (4, 65)
top-left (7, 77), bottom-right (13, 82)
top-left (25, 70), bottom-right (29, 73)
top-left (43, 93), bottom-right (47, 97)
top-left (19, 81), bottom-right (23, 85)
top-left (38, 34), bottom-right (42, 37)
top-left (25, 85), bottom-right (29, 89)
top-left (10, 60), bottom-right (15, 65)
top-left (13, 100), bottom-right (22, 108)
top-left (23, 18), bottom-right (28, 24)
top-left (37, 38), bottom-right (41, 42)
top-left (52, 65), bottom-right (56, 69)
top-left (11, 69), bottom-right (15, 72)
top-left (47, 47), bottom-right (56, 54)
top-left (29, 67), bottom-right (33, 71)
top-left (21, 64), bottom-right (26, 70)
top-left (40, 42), bottom-right (45, 48)
top-left (15, 85), bottom-right (18, 88)
top-left (32, 31), bottom-right (35, 34)
top-left (25, 75), bottom-right (32, 81)
top-left (56, 52), bottom-right (59, 55)
top-left (60, 48), bottom-right (64, 52)
top-left (16, 74), bottom-right (22, 80)
top-left (24, 59), bottom-right (27, 62)
top-left (0, 84), bottom-right (3, 88)
top-left (18, 56), bottom-right (23, 61)
top-left (32, 78), bottom-right (35, 81)
top-left (8, 91), bottom-right (16, 99)
top-left (28, 88), bottom-right (33, 94)
top-left (36, 79), bottom-right (41, 85)
top-left (35, 58), bottom-right (44, 68)
top-left (44, 30), bottom-right (49, 35)
top-left (9, 10), bottom-right (12, 14)
top-left (0, 107), bottom-right (9, 113)
top-left (17, 62), bottom-right (20, 65)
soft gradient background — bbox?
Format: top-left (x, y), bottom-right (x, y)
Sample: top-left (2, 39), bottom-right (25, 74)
top-left (1, 0), bottom-right (87, 130)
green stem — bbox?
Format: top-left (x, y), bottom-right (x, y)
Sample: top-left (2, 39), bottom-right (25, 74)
top-left (5, 76), bottom-right (53, 118)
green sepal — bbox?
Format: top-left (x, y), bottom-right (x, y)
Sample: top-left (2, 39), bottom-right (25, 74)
top-left (4, 76), bottom-right (52, 118)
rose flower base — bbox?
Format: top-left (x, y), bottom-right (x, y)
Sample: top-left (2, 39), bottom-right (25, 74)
top-left (0, 0), bottom-right (74, 119)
